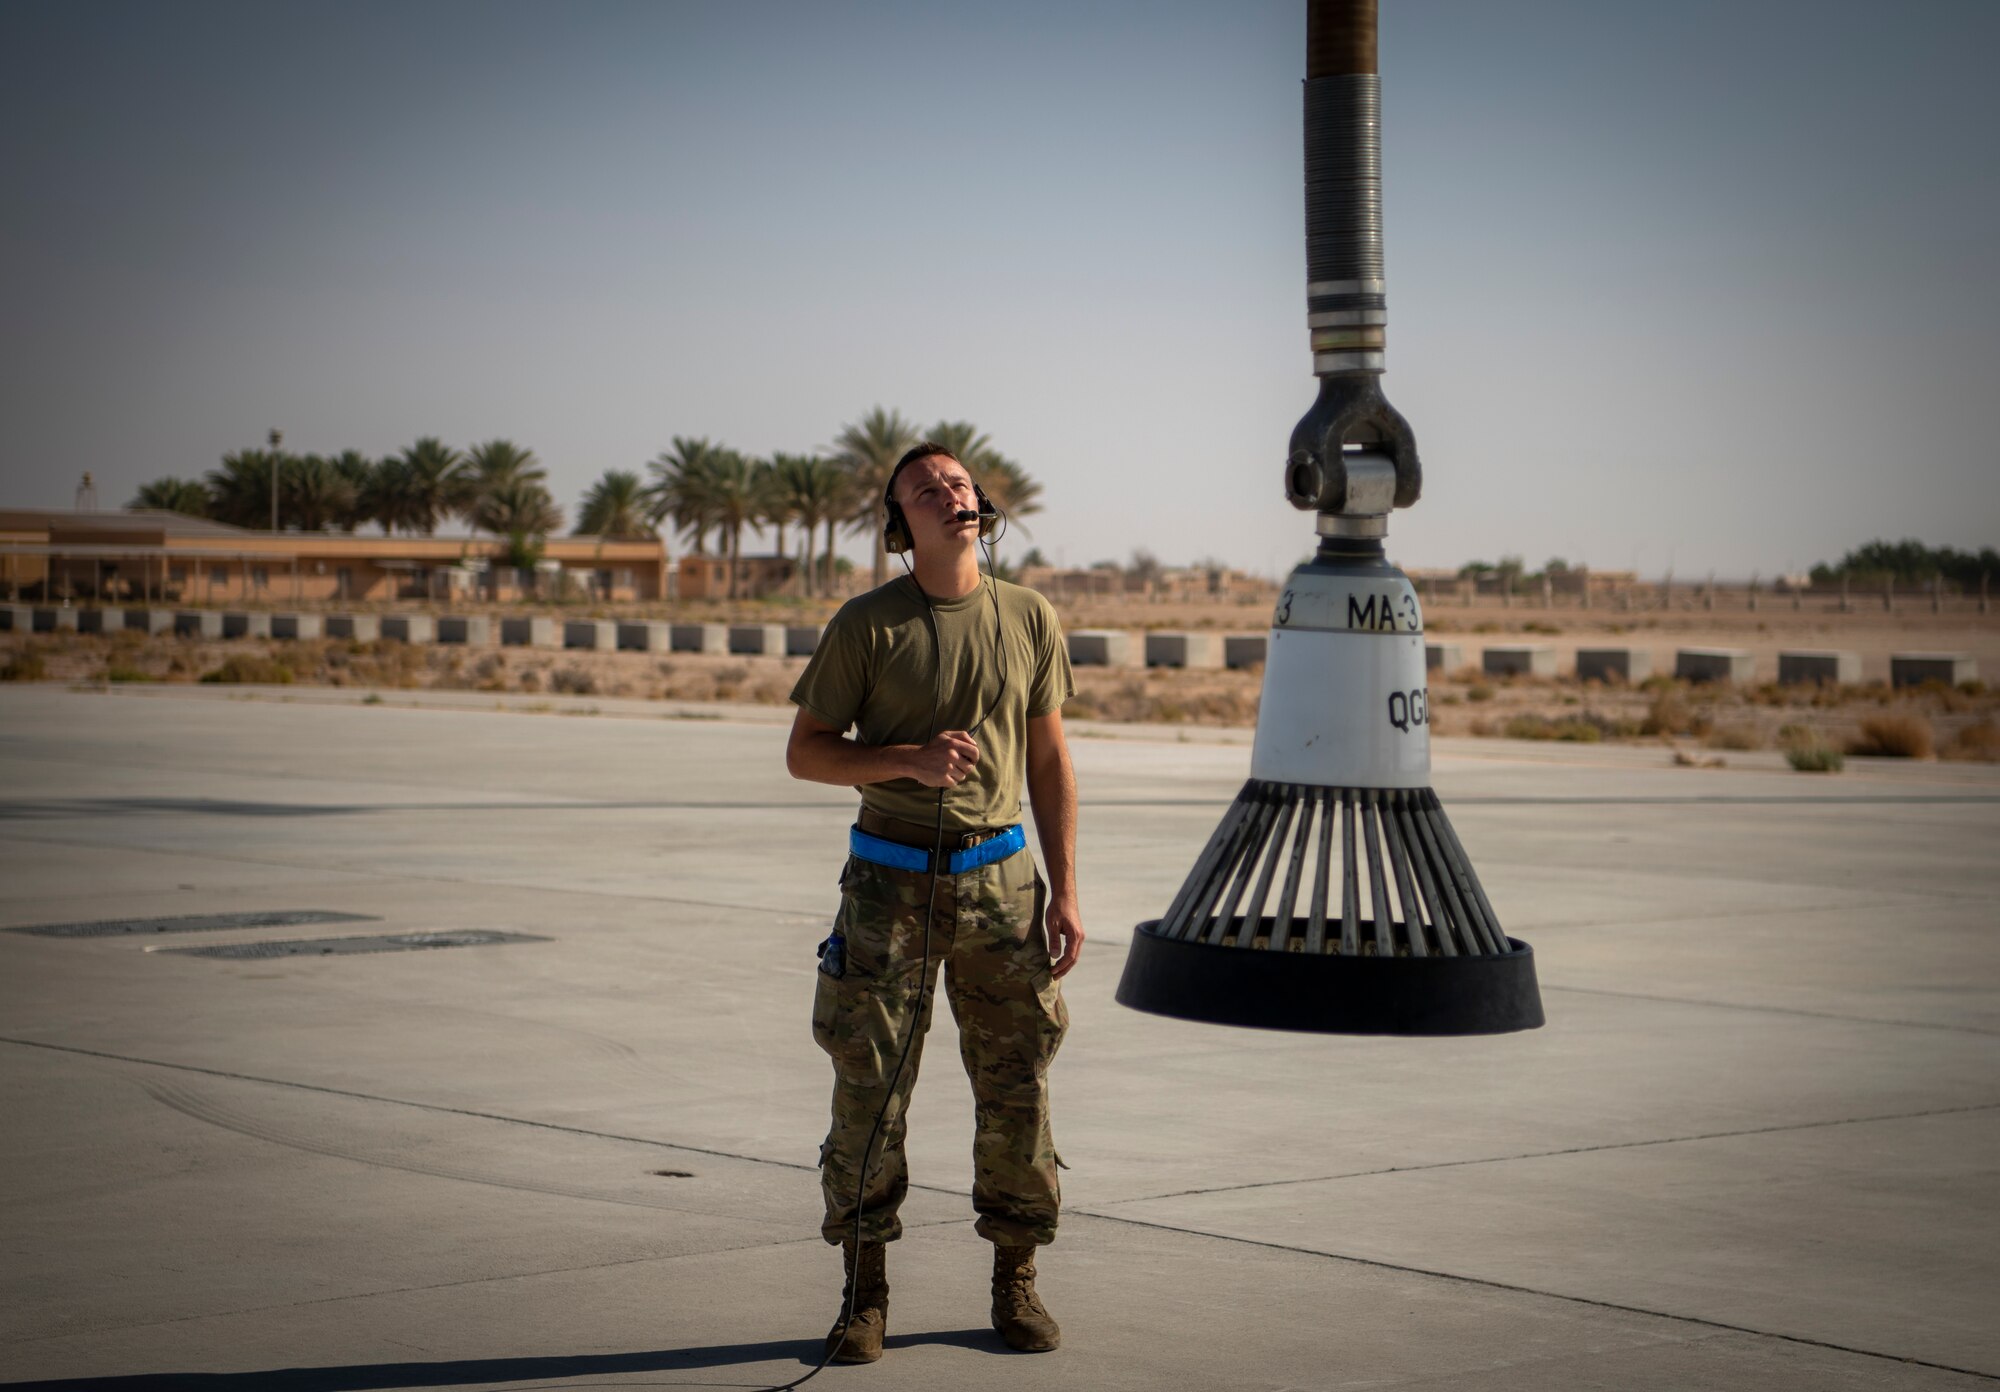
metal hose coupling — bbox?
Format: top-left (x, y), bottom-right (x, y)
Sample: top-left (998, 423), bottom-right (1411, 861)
top-left (1286, 0), bottom-right (1419, 518)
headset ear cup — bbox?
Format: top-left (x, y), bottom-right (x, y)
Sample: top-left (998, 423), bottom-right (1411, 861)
top-left (884, 501), bottom-right (912, 555)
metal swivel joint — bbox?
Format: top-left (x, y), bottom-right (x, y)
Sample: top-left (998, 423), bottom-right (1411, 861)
top-left (1280, 0), bottom-right (1420, 533)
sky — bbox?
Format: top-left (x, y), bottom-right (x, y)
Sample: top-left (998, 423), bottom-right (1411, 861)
top-left (1, 0), bottom-right (1994, 581)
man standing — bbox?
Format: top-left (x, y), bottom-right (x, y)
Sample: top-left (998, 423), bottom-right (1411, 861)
top-left (785, 442), bottom-right (1083, 1362)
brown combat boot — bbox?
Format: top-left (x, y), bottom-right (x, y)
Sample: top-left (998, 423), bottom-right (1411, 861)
top-left (990, 1244), bottom-right (1060, 1352)
top-left (825, 1239), bottom-right (888, 1364)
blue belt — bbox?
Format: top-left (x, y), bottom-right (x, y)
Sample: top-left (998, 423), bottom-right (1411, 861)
top-left (849, 823), bottom-right (1025, 876)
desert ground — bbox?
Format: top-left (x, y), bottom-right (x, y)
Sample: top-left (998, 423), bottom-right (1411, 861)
top-left (5, 595), bottom-right (1995, 765)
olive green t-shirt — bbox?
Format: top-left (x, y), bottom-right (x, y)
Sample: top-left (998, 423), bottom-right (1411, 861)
top-left (790, 576), bottom-right (1075, 831)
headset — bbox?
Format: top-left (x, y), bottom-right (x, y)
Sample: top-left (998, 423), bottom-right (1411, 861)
top-left (882, 454), bottom-right (1000, 556)
top-left (775, 454), bottom-right (1011, 1392)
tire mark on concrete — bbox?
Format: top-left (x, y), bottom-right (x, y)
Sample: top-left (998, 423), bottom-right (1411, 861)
top-left (417, 1003), bottom-right (685, 1093)
top-left (137, 1075), bottom-right (796, 1226)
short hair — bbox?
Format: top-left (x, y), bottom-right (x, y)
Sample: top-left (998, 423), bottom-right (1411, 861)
top-left (885, 441), bottom-right (962, 503)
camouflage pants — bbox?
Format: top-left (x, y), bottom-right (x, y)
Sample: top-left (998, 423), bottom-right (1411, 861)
top-left (812, 835), bottom-right (1068, 1248)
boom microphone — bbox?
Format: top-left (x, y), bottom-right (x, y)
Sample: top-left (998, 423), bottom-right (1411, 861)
top-left (954, 508), bottom-right (980, 521)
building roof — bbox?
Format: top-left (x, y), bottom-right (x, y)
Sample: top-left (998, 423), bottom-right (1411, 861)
top-left (0, 509), bottom-right (668, 562)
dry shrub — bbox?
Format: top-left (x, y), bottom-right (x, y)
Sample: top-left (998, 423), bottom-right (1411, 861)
top-left (1, 647), bottom-right (48, 681)
top-left (747, 672), bottom-right (794, 704)
top-left (550, 665), bottom-right (598, 695)
top-left (1504, 714), bottom-right (1603, 743)
top-left (1848, 714), bottom-right (1933, 759)
top-left (1705, 725), bottom-right (1761, 751)
top-left (1641, 688), bottom-right (1703, 736)
top-left (1786, 744), bottom-right (1845, 772)
top-left (1943, 720), bottom-right (2000, 762)
top-left (1466, 683), bottom-right (1495, 703)
top-left (200, 654), bottom-right (293, 685)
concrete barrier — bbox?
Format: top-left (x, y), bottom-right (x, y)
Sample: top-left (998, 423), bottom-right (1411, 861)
top-left (1482, 644), bottom-right (1556, 677)
top-left (1890, 652), bottom-right (1977, 688)
top-left (563, 619), bottom-right (615, 651)
top-left (670, 623), bottom-right (728, 654)
top-left (1223, 634), bottom-right (1268, 669)
top-left (1145, 632), bottom-right (1223, 669)
top-left (729, 624), bottom-right (786, 656)
top-left (270, 614), bottom-right (323, 640)
top-left (500, 617), bottom-right (557, 647)
top-left (124, 608), bottom-right (175, 635)
top-left (174, 610), bottom-right (224, 639)
top-left (222, 612), bottom-right (272, 639)
top-left (786, 625), bottom-right (823, 657)
top-left (325, 614), bottom-right (380, 642)
top-left (1676, 647), bottom-right (1755, 683)
top-left (437, 616), bottom-right (490, 645)
top-left (617, 621), bottom-right (671, 652)
top-left (1068, 630), bottom-right (1134, 667)
top-left (33, 607), bottom-right (80, 633)
top-left (1778, 650), bottom-right (1860, 685)
top-left (1424, 641), bottom-right (1465, 672)
top-left (1576, 646), bottom-right (1651, 682)
top-left (380, 615), bottom-right (435, 645)
top-left (78, 608), bottom-right (123, 635)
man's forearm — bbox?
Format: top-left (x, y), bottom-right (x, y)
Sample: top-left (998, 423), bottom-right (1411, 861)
top-left (1026, 749), bottom-right (1079, 901)
top-left (789, 731), bottom-right (917, 787)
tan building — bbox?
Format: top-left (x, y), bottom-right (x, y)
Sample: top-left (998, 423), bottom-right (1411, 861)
top-left (676, 553), bottom-right (800, 601)
top-left (1020, 564), bottom-right (1270, 603)
top-left (0, 509), bottom-right (671, 604)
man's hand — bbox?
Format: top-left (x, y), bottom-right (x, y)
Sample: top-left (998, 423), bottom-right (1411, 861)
top-left (907, 730), bottom-right (979, 787)
top-left (1046, 892), bottom-right (1084, 979)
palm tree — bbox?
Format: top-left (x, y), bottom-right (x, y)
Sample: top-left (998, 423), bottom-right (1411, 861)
top-left (575, 469), bottom-right (656, 538)
top-left (204, 449), bottom-right (279, 529)
top-left (390, 437), bottom-right (471, 536)
top-left (465, 440), bottom-right (545, 533)
top-left (284, 453), bottom-right (358, 531)
top-left (129, 478), bottom-right (210, 518)
top-left (926, 420), bottom-right (1001, 475)
top-left (473, 478), bottom-right (563, 537)
top-left (645, 436), bottom-right (730, 554)
top-left (704, 450), bottom-right (764, 601)
top-left (769, 453), bottom-right (847, 597)
top-left (360, 455), bottom-right (415, 534)
top-left (973, 456), bottom-right (1042, 569)
top-left (329, 450), bottom-right (376, 532)
top-left (830, 407), bottom-right (920, 586)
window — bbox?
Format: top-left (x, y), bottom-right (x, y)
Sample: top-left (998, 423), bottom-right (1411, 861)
top-left (209, 567), bottom-right (228, 586)
top-left (251, 566), bottom-right (269, 589)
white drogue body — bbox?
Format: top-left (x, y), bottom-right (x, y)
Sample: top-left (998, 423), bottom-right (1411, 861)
top-left (1248, 565), bottom-right (1431, 789)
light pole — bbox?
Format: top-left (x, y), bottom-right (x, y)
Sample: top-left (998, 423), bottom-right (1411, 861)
top-left (268, 427), bottom-right (283, 532)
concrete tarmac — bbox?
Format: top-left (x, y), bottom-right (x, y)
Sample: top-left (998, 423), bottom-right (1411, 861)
top-left (1, 683), bottom-right (1996, 1390)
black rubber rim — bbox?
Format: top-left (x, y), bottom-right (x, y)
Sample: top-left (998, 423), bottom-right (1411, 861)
top-left (1116, 919), bottom-right (1544, 1036)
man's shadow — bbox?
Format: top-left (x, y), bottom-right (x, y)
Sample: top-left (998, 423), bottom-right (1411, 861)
top-left (0, 1328), bottom-right (1018, 1391)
